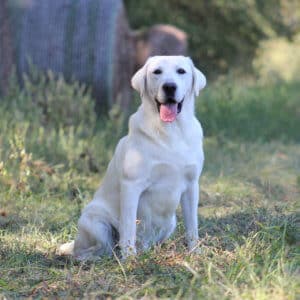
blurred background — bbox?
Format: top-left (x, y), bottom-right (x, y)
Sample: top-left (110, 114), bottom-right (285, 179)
top-left (1, 0), bottom-right (300, 112)
top-left (0, 0), bottom-right (299, 193)
top-left (0, 0), bottom-right (299, 207)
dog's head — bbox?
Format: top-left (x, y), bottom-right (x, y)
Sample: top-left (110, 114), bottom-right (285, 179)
top-left (131, 56), bottom-right (206, 122)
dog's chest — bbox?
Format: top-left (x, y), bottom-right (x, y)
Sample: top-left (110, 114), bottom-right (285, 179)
top-left (150, 158), bottom-right (197, 188)
top-left (151, 139), bottom-right (200, 183)
top-left (140, 147), bottom-right (199, 214)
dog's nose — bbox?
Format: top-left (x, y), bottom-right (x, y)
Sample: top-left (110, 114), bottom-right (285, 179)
top-left (163, 83), bottom-right (177, 97)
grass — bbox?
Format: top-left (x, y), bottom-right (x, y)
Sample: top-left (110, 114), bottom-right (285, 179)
top-left (0, 74), bottom-right (299, 299)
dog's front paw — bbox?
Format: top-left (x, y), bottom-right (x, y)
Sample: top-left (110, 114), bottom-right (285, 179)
top-left (189, 245), bottom-right (203, 255)
top-left (121, 246), bottom-right (137, 261)
top-left (187, 240), bottom-right (202, 254)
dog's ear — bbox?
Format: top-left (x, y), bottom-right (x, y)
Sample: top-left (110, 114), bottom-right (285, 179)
top-left (189, 58), bottom-right (206, 97)
top-left (131, 62), bottom-right (148, 97)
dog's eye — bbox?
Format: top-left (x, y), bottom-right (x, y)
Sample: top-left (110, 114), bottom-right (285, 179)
top-left (177, 68), bottom-right (186, 74)
top-left (153, 69), bottom-right (162, 75)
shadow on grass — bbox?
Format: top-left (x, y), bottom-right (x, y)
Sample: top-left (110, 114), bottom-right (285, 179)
top-left (198, 209), bottom-right (299, 250)
top-left (1, 209), bottom-right (298, 271)
top-left (0, 209), bottom-right (298, 298)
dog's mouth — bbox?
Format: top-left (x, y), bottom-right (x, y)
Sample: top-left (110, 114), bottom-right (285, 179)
top-left (155, 98), bottom-right (184, 123)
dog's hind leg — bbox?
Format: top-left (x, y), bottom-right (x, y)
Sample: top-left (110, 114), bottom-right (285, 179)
top-left (156, 215), bottom-right (177, 246)
top-left (73, 214), bottom-right (114, 261)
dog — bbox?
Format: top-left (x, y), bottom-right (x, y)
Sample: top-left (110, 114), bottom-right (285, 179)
top-left (58, 56), bottom-right (206, 260)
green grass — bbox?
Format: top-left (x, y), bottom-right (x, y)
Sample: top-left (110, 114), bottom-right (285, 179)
top-left (198, 80), bottom-right (300, 142)
top-left (0, 75), bottom-right (299, 299)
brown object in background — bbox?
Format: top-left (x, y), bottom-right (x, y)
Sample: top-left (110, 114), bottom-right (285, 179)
top-left (133, 24), bottom-right (188, 71)
top-left (112, 4), bottom-right (134, 110)
top-left (0, 0), bottom-right (14, 96)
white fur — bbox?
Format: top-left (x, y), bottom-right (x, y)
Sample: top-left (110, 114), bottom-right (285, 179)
top-left (58, 56), bottom-right (206, 260)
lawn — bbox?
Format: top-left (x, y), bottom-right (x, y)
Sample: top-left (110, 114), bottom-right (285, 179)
top-left (0, 75), bottom-right (299, 299)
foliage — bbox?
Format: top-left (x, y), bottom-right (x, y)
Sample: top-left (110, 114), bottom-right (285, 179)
top-left (3, 69), bottom-right (96, 130)
top-left (0, 73), bottom-right (125, 192)
top-left (124, 0), bottom-right (300, 78)
top-left (0, 75), bottom-right (299, 298)
top-left (197, 80), bottom-right (300, 142)
top-left (253, 34), bottom-right (300, 83)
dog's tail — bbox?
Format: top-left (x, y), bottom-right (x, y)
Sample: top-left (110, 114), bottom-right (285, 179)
top-left (56, 241), bottom-right (74, 256)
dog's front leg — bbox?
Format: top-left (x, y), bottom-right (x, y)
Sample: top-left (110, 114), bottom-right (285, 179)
top-left (119, 180), bottom-right (142, 259)
top-left (181, 180), bottom-right (200, 251)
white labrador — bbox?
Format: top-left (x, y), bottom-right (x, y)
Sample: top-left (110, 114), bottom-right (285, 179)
top-left (59, 56), bottom-right (206, 260)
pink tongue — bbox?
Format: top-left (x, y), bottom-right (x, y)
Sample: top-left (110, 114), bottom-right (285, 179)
top-left (159, 103), bottom-right (178, 122)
